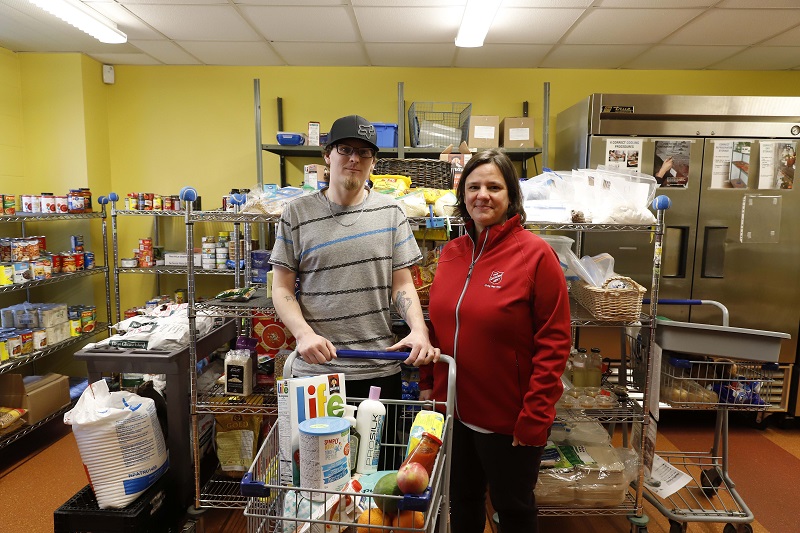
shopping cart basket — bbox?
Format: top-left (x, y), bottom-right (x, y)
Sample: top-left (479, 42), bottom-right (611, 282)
top-left (630, 299), bottom-right (787, 533)
top-left (241, 350), bottom-right (455, 533)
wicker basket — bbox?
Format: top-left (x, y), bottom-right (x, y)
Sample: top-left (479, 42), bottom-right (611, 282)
top-left (417, 283), bottom-right (432, 306)
top-left (572, 275), bottom-right (646, 322)
top-left (373, 158), bottom-right (453, 189)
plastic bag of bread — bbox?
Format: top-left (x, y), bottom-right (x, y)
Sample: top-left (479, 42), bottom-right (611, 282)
top-left (397, 190), bottom-right (429, 217)
top-left (372, 175), bottom-right (411, 197)
top-left (434, 191), bottom-right (458, 216)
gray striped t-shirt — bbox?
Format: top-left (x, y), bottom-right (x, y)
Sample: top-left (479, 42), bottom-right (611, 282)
top-left (269, 188), bottom-right (422, 380)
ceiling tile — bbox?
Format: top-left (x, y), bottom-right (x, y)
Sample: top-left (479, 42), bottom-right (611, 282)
top-left (86, 1), bottom-right (165, 40)
top-left (85, 53), bottom-right (162, 65)
top-left (242, 6), bottom-right (358, 42)
top-left (598, 0), bottom-right (714, 6)
top-left (270, 42), bottom-right (366, 66)
top-left (540, 44), bottom-right (650, 68)
top-left (663, 9), bottom-right (800, 46)
top-left (123, 4), bottom-right (261, 41)
top-left (503, 0), bottom-right (593, 6)
top-left (178, 41), bottom-right (283, 65)
top-left (761, 25), bottom-right (800, 46)
top-left (717, 0), bottom-right (800, 7)
top-left (622, 45), bottom-right (747, 69)
top-left (708, 47), bottom-right (800, 70)
top-left (366, 43), bottom-right (455, 67)
top-left (356, 6), bottom-right (462, 43)
top-left (454, 44), bottom-right (553, 68)
top-left (487, 8), bottom-right (585, 44)
top-left (237, 0), bottom-right (346, 5)
top-left (353, 0), bottom-right (465, 5)
top-left (565, 8), bottom-right (705, 44)
top-left (129, 40), bottom-right (202, 65)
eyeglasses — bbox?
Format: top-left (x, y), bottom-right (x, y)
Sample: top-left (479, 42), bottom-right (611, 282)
top-left (335, 144), bottom-right (376, 159)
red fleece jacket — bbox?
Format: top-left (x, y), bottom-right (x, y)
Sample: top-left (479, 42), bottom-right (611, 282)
top-left (420, 215), bottom-right (571, 446)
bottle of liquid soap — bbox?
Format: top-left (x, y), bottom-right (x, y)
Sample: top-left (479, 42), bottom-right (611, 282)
top-left (355, 386), bottom-right (386, 474)
top-left (343, 404), bottom-right (360, 472)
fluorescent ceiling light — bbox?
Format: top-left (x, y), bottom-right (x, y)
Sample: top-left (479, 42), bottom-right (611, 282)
top-left (28, 0), bottom-right (127, 44)
top-left (455, 0), bottom-right (502, 48)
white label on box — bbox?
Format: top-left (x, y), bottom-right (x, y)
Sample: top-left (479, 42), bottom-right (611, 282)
top-left (308, 122), bottom-right (320, 147)
top-left (474, 125), bottom-right (496, 139)
top-left (509, 127), bottom-right (530, 141)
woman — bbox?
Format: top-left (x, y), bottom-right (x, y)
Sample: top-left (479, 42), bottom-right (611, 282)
top-left (419, 149), bottom-right (572, 532)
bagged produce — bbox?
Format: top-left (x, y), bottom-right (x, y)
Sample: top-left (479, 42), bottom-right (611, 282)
top-left (64, 379), bottom-right (168, 509)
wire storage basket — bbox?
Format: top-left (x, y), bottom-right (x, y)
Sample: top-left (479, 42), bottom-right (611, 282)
top-left (572, 275), bottom-right (646, 322)
top-left (408, 102), bottom-right (471, 148)
top-left (373, 158), bottom-right (454, 189)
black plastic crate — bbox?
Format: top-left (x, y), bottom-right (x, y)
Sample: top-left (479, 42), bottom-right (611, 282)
top-left (54, 479), bottom-right (171, 533)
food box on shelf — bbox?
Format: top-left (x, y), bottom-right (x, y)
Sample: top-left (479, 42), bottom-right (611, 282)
top-left (0, 372), bottom-right (71, 425)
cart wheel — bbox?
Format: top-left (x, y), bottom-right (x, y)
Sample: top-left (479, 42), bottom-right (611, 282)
top-left (723, 524), bottom-right (754, 533)
top-left (669, 520), bottom-right (687, 533)
top-left (701, 467), bottom-right (723, 496)
top-left (630, 527), bottom-right (648, 533)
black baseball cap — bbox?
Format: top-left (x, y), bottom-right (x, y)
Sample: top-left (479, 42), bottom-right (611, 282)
top-left (326, 115), bottom-right (379, 152)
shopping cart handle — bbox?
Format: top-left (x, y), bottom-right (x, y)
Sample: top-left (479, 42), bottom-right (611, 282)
top-left (240, 472), bottom-right (271, 498)
top-left (336, 349), bottom-right (411, 360)
top-left (643, 299), bottom-right (703, 305)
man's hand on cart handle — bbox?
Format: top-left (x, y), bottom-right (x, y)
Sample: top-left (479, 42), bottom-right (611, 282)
top-left (387, 331), bottom-right (441, 367)
top-left (419, 389), bottom-right (433, 401)
top-left (295, 332), bottom-right (337, 364)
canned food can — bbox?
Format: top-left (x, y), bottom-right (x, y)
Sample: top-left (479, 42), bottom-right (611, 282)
top-left (80, 307), bottom-right (96, 333)
top-left (143, 193), bottom-right (153, 210)
top-left (73, 252), bottom-right (85, 270)
top-left (6, 333), bottom-right (21, 357)
top-left (174, 288), bottom-right (187, 304)
top-left (32, 328), bottom-right (47, 350)
top-left (137, 192), bottom-right (146, 210)
top-left (0, 239), bottom-right (10, 262)
top-left (31, 259), bottom-right (48, 280)
top-left (61, 254), bottom-right (76, 273)
top-left (51, 253), bottom-right (62, 273)
top-left (3, 194), bottom-right (16, 215)
top-left (172, 195), bottom-right (181, 210)
top-left (163, 195), bottom-right (173, 210)
top-left (70, 318), bottom-right (82, 336)
top-left (70, 235), bottom-right (84, 253)
top-left (32, 235), bottom-right (47, 252)
top-left (127, 195), bottom-right (138, 210)
top-left (31, 195), bottom-right (41, 213)
top-left (0, 337), bottom-right (9, 362)
top-left (68, 306), bottom-right (82, 320)
top-left (19, 329), bottom-right (33, 354)
top-left (83, 252), bottom-right (95, 269)
top-left (41, 194), bottom-right (56, 213)
top-left (11, 239), bottom-right (28, 262)
top-left (21, 195), bottom-right (32, 212)
top-left (55, 195), bottom-right (69, 213)
top-left (153, 194), bottom-right (163, 210)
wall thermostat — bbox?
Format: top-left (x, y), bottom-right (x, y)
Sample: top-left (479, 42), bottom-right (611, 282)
top-left (102, 64), bottom-right (115, 85)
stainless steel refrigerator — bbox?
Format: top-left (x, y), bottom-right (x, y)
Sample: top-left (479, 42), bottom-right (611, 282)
top-left (554, 94), bottom-right (800, 415)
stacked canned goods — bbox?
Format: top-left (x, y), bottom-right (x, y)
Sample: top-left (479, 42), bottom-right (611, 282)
top-left (0, 233), bottom-right (96, 286)
top-left (138, 238), bottom-right (154, 267)
top-left (15, 189), bottom-right (92, 214)
top-left (68, 305), bottom-right (96, 336)
top-left (125, 192), bottom-right (185, 211)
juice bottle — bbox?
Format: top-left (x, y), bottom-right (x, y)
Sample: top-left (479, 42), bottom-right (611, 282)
top-left (571, 348), bottom-right (588, 387)
top-left (587, 347), bottom-right (603, 387)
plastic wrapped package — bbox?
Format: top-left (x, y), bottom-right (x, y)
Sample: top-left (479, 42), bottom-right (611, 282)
top-left (565, 418), bottom-right (611, 446)
top-left (574, 482), bottom-right (628, 507)
top-left (396, 190), bottom-right (428, 217)
top-left (535, 470), bottom-right (576, 505)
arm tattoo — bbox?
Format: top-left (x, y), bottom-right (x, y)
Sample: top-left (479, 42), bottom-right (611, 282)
top-left (395, 290), bottom-right (412, 319)
top-left (283, 295), bottom-right (297, 303)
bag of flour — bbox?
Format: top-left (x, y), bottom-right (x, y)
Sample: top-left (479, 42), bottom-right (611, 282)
top-left (64, 379), bottom-right (168, 509)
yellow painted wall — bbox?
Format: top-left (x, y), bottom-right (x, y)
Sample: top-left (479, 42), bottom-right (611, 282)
top-left (0, 47), bottom-right (23, 188)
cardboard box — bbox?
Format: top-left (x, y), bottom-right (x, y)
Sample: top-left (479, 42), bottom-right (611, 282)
top-left (277, 373), bottom-right (347, 486)
top-left (304, 164), bottom-right (329, 190)
top-left (0, 373), bottom-right (71, 425)
top-left (501, 117), bottom-right (535, 148)
top-left (468, 115), bottom-right (500, 149)
top-left (440, 142), bottom-right (473, 189)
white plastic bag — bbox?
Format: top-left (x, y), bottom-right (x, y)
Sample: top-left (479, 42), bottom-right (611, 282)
top-left (64, 379), bottom-right (168, 509)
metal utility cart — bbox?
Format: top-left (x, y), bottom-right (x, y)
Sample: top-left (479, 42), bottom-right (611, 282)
top-left (628, 299), bottom-right (789, 533)
top-left (241, 350), bottom-right (456, 533)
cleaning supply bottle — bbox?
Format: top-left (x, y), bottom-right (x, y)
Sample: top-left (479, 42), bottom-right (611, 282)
top-left (355, 386), bottom-right (386, 474)
top-left (343, 404), bottom-right (360, 472)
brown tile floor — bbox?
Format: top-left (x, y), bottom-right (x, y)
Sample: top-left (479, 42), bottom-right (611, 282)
top-left (1, 410), bottom-right (796, 533)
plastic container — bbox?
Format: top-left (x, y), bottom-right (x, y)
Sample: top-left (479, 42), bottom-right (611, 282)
top-left (342, 404), bottom-right (360, 472)
top-left (276, 132), bottom-right (307, 146)
top-left (354, 386), bottom-right (386, 474)
top-left (571, 348), bottom-right (589, 387)
top-left (400, 431), bottom-right (442, 477)
top-left (587, 348), bottom-right (603, 387)
top-left (372, 122), bottom-right (399, 148)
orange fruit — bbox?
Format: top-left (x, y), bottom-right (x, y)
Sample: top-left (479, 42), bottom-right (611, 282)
top-left (392, 510), bottom-right (425, 529)
top-left (356, 508), bottom-right (391, 533)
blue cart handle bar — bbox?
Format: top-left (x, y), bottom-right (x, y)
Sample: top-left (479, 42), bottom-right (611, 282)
top-left (336, 349), bottom-right (410, 360)
top-left (642, 298), bottom-right (730, 327)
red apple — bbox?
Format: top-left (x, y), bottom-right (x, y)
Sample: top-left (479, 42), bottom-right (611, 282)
top-left (396, 461), bottom-right (429, 495)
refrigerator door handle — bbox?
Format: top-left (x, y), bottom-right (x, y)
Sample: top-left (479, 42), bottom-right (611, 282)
top-left (663, 226), bottom-right (689, 278)
top-left (701, 226), bottom-right (727, 278)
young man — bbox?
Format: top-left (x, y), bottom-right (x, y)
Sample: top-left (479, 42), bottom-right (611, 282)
top-left (269, 114), bottom-right (438, 398)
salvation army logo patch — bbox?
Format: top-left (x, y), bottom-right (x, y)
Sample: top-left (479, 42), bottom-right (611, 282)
top-left (489, 271), bottom-right (504, 284)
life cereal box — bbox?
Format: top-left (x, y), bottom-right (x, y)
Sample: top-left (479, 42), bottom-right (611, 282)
top-left (277, 373), bottom-right (347, 486)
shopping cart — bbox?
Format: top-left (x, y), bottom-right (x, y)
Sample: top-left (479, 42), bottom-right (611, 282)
top-left (627, 299), bottom-right (788, 533)
top-left (241, 350), bottom-right (456, 533)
